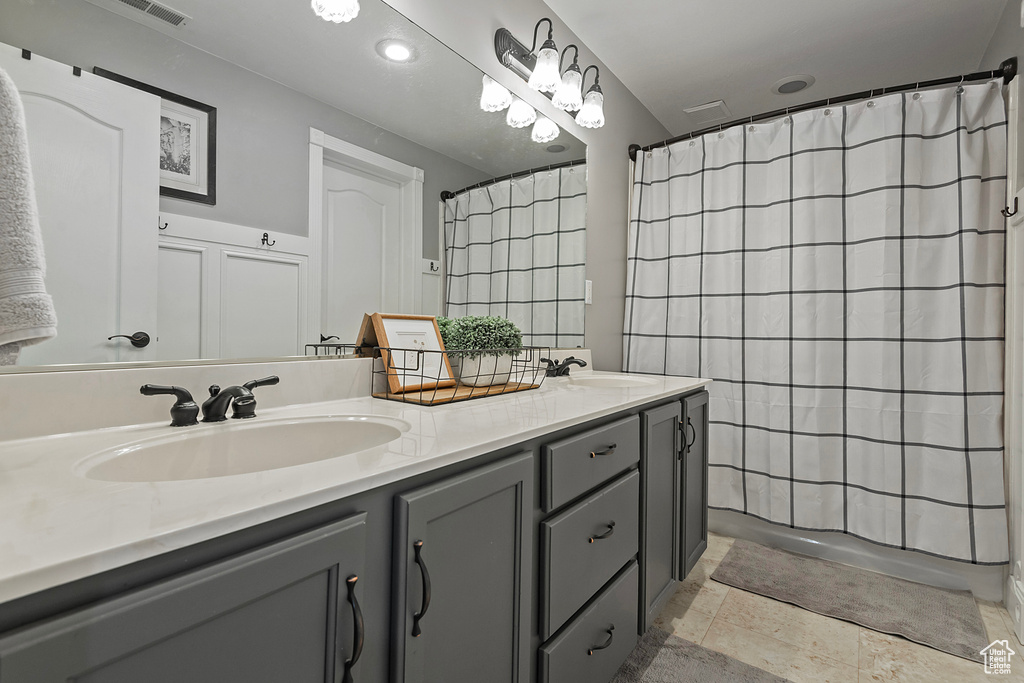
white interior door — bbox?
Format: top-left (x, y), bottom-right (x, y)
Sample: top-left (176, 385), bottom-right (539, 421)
top-left (322, 160), bottom-right (402, 344)
top-left (0, 43), bottom-right (159, 365)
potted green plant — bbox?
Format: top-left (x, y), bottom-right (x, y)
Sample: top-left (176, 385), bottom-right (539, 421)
top-left (437, 315), bottom-right (523, 387)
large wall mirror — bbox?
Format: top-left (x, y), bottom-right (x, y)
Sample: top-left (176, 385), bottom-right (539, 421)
top-left (0, 0), bottom-right (586, 373)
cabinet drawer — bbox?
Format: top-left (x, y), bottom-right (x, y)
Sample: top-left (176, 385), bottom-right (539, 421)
top-left (541, 470), bottom-right (640, 638)
top-left (543, 415), bottom-right (640, 512)
top-left (539, 561), bottom-right (639, 683)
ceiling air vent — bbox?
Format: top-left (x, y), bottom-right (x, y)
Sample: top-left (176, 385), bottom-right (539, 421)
top-left (142, 2), bottom-right (188, 27)
top-left (82, 0), bottom-right (190, 28)
top-left (683, 100), bottom-right (731, 125)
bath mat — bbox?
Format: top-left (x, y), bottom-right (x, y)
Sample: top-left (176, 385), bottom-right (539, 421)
top-left (711, 539), bottom-right (987, 663)
top-left (611, 626), bottom-right (789, 683)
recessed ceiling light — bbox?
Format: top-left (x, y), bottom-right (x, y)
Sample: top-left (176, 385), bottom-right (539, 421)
top-left (376, 39), bottom-right (416, 63)
top-left (547, 144), bottom-right (567, 153)
top-left (773, 75), bottom-right (815, 95)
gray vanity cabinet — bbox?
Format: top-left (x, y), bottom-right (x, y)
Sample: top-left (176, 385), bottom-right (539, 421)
top-left (393, 452), bottom-right (534, 683)
top-left (0, 513), bottom-right (368, 683)
top-left (639, 401), bottom-right (682, 632)
top-left (681, 390), bottom-right (710, 578)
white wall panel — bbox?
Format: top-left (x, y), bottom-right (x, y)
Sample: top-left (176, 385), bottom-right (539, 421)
top-left (156, 244), bottom-right (204, 361)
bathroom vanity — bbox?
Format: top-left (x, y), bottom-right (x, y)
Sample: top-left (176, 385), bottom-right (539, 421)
top-left (0, 371), bottom-right (709, 683)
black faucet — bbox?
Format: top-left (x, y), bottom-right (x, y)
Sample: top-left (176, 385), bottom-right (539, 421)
top-left (201, 376), bottom-right (280, 422)
top-left (540, 356), bottom-right (589, 377)
top-left (140, 384), bottom-right (199, 427)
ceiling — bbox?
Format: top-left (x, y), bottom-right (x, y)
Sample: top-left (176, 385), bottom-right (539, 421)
top-left (79, 0), bottom-right (584, 178)
top-left (544, 0), bottom-right (1009, 136)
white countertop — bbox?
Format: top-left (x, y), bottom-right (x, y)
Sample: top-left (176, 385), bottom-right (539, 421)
top-left (0, 373), bottom-right (709, 605)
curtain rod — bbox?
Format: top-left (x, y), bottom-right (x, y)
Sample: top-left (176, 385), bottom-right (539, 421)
top-left (441, 157), bottom-right (586, 200)
top-left (629, 57), bottom-right (1018, 161)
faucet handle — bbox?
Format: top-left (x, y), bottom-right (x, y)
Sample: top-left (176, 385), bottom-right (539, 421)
top-left (140, 384), bottom-right (199, 427)
top-left (243, 375), bottom-right (280, 391)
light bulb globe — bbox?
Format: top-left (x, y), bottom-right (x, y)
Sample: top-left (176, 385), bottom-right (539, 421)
top-left (531, 116), bottom-right (560, 143)
top-left (506, 98), bottom-right (537, 128)
top-left (480, 75), bottom-right (513, 112)
top-left (575, 88), bottom-right (605, 129)
top-left (311, 0), bottom-right (359, 23)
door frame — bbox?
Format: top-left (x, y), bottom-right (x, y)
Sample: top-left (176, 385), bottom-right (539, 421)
top-left (307, 128), bottom-right (423, 346)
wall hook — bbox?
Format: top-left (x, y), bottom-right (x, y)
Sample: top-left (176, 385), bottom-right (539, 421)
top-left (429, 261), bottom-right (439, 272)
top-left (158, 219), bottom-right (168, 230)
top-left (1002, 197), bottom-right (1019, 218)
top-left (261, 232), bottom-right (276, 247)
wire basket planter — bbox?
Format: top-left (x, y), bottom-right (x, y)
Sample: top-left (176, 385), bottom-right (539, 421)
top-left (372, 346), bottom-right (549, 405)
top-left (304, 342), bottom-right (361, 357)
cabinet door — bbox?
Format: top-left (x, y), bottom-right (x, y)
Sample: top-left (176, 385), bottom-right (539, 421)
top-left (393, 452), bottom-right (533, 683)
top-left (639, 401), bottom-right (681, 632)
top-left (681, 391), bottom-right (709, 578)
top-left (0, 513), bottom-right (367, 683)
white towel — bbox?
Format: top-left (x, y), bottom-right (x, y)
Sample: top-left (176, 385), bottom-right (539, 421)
top-left (0, 65), bottom-right (56, 365)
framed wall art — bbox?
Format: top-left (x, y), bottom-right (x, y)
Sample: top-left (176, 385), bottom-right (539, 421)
top-left (93, 67), bottom-right (217, 205)
top-left (370, 313), bottom-right (455, 394)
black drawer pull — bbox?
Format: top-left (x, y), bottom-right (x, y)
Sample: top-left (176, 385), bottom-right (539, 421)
top-left (589, 521), bottom-right (616, 543)
top-left (679, 419), bottom-right (695, 457)
top-left (411, 540), bottom-right (431, 637)
top-left (588, 625), bottom-right (615, 655)
top-left (342, 575), bottom-right (363, 683)
top-left (590, 443), bottom-right (617, 458)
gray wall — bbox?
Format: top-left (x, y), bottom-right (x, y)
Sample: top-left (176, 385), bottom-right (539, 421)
top-left (980, 1), bottom-right (1021, 71)
top-left (385, 0), bottom-right (672, 370)
top-left (1, 0), bottom-right (489, 258)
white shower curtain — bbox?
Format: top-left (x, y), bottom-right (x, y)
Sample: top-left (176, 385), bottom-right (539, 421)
top-left (444, 165), bottom-right (586, 347)
top-left (624, 81), bottom-right (1009, 564)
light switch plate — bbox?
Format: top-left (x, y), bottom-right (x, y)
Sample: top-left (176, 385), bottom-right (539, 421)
top-left (584, 279), bottom-right (593, 304)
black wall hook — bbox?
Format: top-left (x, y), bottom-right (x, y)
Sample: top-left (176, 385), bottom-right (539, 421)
top-left (1003, 197), bottom-right (1019, 218)
top-left (429, 261), bottom-right (439, 272)
top-left (261, 232), bottom-right (276, 246)
top-left (158, 220), bottom-right (168, 230)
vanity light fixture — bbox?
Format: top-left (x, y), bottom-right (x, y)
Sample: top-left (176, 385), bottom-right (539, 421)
top-left (494, 21), bottom-right (607, 128)
top-left (480, 74), bottom-right (513, 112)
top-left (552, 45), bottom-right (584, 112)
top-left (531, 115), bottom-right (560, 143)
top-left (575, 65), bottom-right (605, 129)
top-left (506, 96), bottom-right (537, 128)
top-left (311, 0), bottom-right (359, 23)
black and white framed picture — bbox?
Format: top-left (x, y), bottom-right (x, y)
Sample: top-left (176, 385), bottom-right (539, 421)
top-left (93, 67), bottom-right (217, 205)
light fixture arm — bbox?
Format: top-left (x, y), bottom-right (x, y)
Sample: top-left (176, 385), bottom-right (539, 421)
top-left (559, 45), bottom-right (579, 72)
top-left (582, 64), bottom-right (601, 90)
top-left (530, 18), bottom-right (554, 53)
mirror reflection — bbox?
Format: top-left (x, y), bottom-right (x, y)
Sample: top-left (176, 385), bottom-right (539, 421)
top-left (0, 0), bottom-right (586, 372)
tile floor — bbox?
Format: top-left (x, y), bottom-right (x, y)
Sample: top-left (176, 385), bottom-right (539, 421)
top-left (654, 532), bottom-right (1024, 682)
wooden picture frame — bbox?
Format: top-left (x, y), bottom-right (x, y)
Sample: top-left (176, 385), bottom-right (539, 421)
top-left (93, 67), bottom-right (217, 205)
top-left (371, 313), bottom-right (455, 394)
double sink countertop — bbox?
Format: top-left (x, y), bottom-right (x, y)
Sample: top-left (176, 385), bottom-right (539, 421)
top-left (0, 372), bottom-right (709, 605)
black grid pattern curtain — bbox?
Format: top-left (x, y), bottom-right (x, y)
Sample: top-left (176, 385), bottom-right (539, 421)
top-left (444, 165), bottom-right (586, 347)
top-left (623, 81), bottom-right (1009, 564)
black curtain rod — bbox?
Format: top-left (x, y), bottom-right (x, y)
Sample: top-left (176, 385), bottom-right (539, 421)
top-left (441, 157), bottom-right (586, 200)
top-left (629, 57), bottom-right (1018, 161)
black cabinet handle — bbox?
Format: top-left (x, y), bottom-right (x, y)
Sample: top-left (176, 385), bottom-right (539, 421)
top-left (588, 625), bottom-right (615, 655)
top-left (411, 540), bottom-right (431, 637)
top-left (686, 418), bottom-right (696, 451)
top-left (589, 521), bottom-right (616, 543)
top-left (590, 443), bottom-right (617, 458)
top-left (341, 575), bottom-right (363, 683)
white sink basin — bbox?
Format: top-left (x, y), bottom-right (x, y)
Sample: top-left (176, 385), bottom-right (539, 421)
top-left (79, 415), bottom-right (409, 482)
top-left (569, 374), bottom-right (659, 389)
